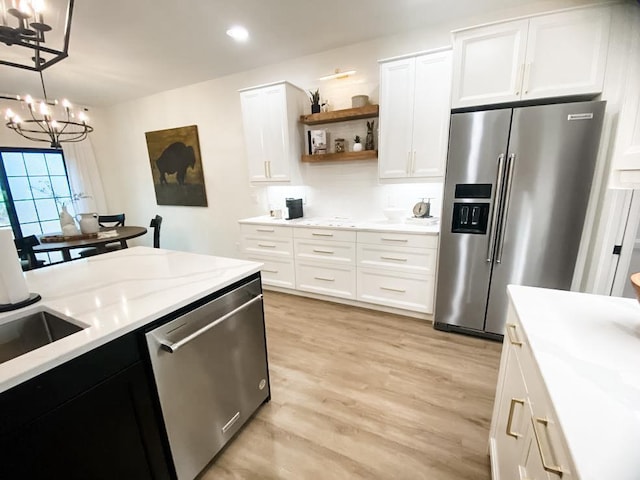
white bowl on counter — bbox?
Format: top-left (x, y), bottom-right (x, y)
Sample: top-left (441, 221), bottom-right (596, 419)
top-left (383, 208), bottom-right (406, 223)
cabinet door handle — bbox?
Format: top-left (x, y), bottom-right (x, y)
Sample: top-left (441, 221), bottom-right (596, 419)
top-left (313, 248), bottom-right (335, 254)
top-left (256, 228), bottom-right (275, 232)
top-left (268, 161), bottom-right (272, 178)
top-left (412, 150), bottom-right (416, 175)
top-left (380, 286), bottom-right (406, 293)
top-left (258, 243), bottom-right (276, 248)
top-left (506, 323), bottom-right (523, 346)
top-left (264, 161), bottom-right (268, 178)
top-left (381, 256), bottom-right (408, 262)
top-left (262, 269), bottom-right (278, 274)
top-left (407, 151), bottom-right (412, 175)
top-left (312, 232), bottom-right (334, 237)
top-left (515, 63), bottom-right (525, 96)
top-left (523, 62), bottom-right (532, 95)
top-left (314, 276), bottom-right (335, 282)
top-left (506, 398), bottom-right (525, 438)
top-left (381, 237), bottom-right (408, 242)
top-left (531, 417), bottom-right (565, 476)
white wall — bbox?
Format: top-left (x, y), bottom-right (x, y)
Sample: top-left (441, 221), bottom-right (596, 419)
top-left (57, 0), bottom-right (606, 257)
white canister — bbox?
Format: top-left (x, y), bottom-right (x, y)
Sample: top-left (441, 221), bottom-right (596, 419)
top-left (77, 213), bottom-right (99, 234)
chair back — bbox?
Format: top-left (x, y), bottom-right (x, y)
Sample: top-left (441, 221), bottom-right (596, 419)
top-left (14, 235), bottom-right (43, 270)
top-left (98, 214), bottom-right (125, 228)
top-left (150, 215), bottom-right (162, 248)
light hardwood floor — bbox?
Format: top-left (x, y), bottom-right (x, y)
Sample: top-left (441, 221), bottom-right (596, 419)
top-left (201, 291), bottom-right (502, 480)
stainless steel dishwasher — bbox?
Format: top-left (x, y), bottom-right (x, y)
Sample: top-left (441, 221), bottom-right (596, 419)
top-left (145, 277), bottom-right (270, 480)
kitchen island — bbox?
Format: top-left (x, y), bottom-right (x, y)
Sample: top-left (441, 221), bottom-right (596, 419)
top-left (0, 247), bottom-right (266, 479)
top-left (490, 286), bottom-right (640, 480)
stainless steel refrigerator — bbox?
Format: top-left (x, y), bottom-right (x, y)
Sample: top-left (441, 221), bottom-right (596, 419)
top-left (434, 101), bottom-right (605, 339)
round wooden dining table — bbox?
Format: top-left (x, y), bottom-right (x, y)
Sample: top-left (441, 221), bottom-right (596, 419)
top-left (34, 226), bottom-right (148, 262)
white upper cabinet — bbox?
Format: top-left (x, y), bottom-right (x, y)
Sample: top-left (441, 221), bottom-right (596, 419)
top-left (239, 81), bottom-right (305, 183)
top-left (378, 49), bottom-right (452, 180)
top-left (452, 6), bottom-right (611, 108)
top-left (611, 5), bottom-right (640, 188)
top-left (452, 20), bottom-right (528, 108)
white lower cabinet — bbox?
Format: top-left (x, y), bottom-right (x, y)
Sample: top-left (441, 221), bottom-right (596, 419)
top-left (240, 221), bottom-right (439, 315)
top-left (490, 308), bottom-right (574, 480)
top-left (294, 227), bottom-right (356, 300)
top-left (240, 224), bottom-right (295, 288)
top-left (357, 231), bottom-right (437, 314)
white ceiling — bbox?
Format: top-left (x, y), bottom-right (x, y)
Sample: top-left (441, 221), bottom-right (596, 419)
top-left (0, 0), bottom-right (604, 108)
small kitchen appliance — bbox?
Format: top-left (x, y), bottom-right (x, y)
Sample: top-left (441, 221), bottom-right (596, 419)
top-left (285, 198), bottom-right (303, 220)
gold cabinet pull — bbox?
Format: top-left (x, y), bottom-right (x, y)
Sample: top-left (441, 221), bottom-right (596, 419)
top-left (380, 256), bottom-right (408, 262)
top-left (314, 276), bottom-right (335, 282)
top-left (531, 417), bottom-right (565, 477)
top-left (262, 269), bottom-right (278, 274)
top-left (312, 248), bottom-right (335, 254)
top-left (380, 286), bottom-right (406, 293)
top-left (257, 243), bottom-right (276, 248)
top-left (506, 323), bottom-right (522, 346)
top-left (256, 228), bottom-right (275, 232)
top-left (381, 237), bottom-right (408, 242)
top-left (506, 398), bottom-right (525, 438)
top-left (311, 232), bottom-right (334, 237)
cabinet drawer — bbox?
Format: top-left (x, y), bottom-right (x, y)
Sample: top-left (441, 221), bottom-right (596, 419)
top-left (242, 236), bottom-right (293, 258)
top-left (357, 243), bottom-right (436, 275)
top-left (245, 254), bottom-right (295, 289)
top-left (294, 227), bottom-right (356, 243)
top-left (357, 268), bottom-right (434, 313)
top-left (294, 239), bottom-right (355, 266)
top-left (357, 231), bottom-right (437, 249)
top-left (240, 224), bottom-right (293, 238)
top-left (295, 262), bottom-right (356, 300)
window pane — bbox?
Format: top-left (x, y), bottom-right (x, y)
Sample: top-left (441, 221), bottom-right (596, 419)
top-left (41, 219), bottom-right (61, 234)
top-left (8, 177), bottom-right (32, 200)
top-left (51, 176), bottom-right (71, 198)
top-left (14, 200), bottom-right (38, 223)
top-left (47, 251), bottom-right (63, 263)
top-left (29, 177), bottom-right (54, 199)
top-left (20, 222), bottom-right (42, 236)
top-left (3, 152), bottom-right (26, 176)
top-left (45, 153), bottom-right (66, 175)
top-left (0, 202), bottom-right (9, 227)
top-left (34, 198), bottom-right (59, 221)
top-left (24, 153), bottom-right (48, 176)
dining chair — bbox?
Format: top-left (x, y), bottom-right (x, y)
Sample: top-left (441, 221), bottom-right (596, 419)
top-left (14, 235), bottom-right (46, 271)
top-left (150, 215), bottom-right (162, 248)
top-left (79, 213), bottom-right (126, 258)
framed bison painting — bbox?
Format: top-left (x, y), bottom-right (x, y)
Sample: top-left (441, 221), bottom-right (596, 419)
top-left (145, 125), bottom-right (208, 206)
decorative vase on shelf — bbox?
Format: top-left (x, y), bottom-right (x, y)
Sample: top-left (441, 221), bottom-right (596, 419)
top-left (365, 120), bottom-right (375, 150)
top-left (309, 88), bottom-right (321, 114)
top-left (311, 104), bottom-right (321, 114)
top-left (353, 135), bottom-right (363, 152)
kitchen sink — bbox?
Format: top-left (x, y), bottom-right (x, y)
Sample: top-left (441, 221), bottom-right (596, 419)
top-left (0, 311), bottom-right (85, 365)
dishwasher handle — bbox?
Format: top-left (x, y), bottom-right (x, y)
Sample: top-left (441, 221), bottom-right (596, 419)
top-left (159, 294), bottom-right (264, 353)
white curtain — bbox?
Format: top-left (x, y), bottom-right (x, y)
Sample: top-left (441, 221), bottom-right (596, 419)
top-left (62, 138), bottom-right (108, 214)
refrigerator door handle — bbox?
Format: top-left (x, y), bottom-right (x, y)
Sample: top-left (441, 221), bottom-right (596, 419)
top-left (495, 153), bottom-right (516, 264)
top-left (486, 154), bottom-right (506, 262)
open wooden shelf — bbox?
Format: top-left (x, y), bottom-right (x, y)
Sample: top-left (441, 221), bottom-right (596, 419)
top-left (300, 104), bottom-right (379, 125)
top-left (301, 150), bottom-right (377, 163)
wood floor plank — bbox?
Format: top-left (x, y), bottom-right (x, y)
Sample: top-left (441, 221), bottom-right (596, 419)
top-left (201, 291), bottom-right (502, 480)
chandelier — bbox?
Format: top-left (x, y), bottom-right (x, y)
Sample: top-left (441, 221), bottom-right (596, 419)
top-left (1, 0), bottom-right (92, 148)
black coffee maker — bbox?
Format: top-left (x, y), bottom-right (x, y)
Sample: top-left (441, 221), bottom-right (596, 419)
top-left (285, 198), bottom-right (303, 220)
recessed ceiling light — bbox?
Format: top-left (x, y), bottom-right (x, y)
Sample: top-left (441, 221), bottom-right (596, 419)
top-left (226, 26), bottom-right (249, 42)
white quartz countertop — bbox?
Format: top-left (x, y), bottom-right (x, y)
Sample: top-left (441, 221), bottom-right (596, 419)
top-left (238, 215), bottom-right (440, 234)
top-left (507, 285), bottom-right (640, 480)
top-left (0, 247), bottom-right (261, 394)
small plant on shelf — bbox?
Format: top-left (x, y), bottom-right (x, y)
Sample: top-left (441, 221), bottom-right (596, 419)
top-left (353, 135), bottom-right (363, 152)
top-left (308, 89), bottom-right (321, 113)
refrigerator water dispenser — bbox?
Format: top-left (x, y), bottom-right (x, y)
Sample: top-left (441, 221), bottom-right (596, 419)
top-left (451, 202), bottom-right (489, 234)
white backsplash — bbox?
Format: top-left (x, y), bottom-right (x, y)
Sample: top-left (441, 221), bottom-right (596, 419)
top-left (253, 161), bottom-right (443, 221)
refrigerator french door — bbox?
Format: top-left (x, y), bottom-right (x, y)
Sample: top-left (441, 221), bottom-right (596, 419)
top-left (435, 101), bottom-right (605, 339)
